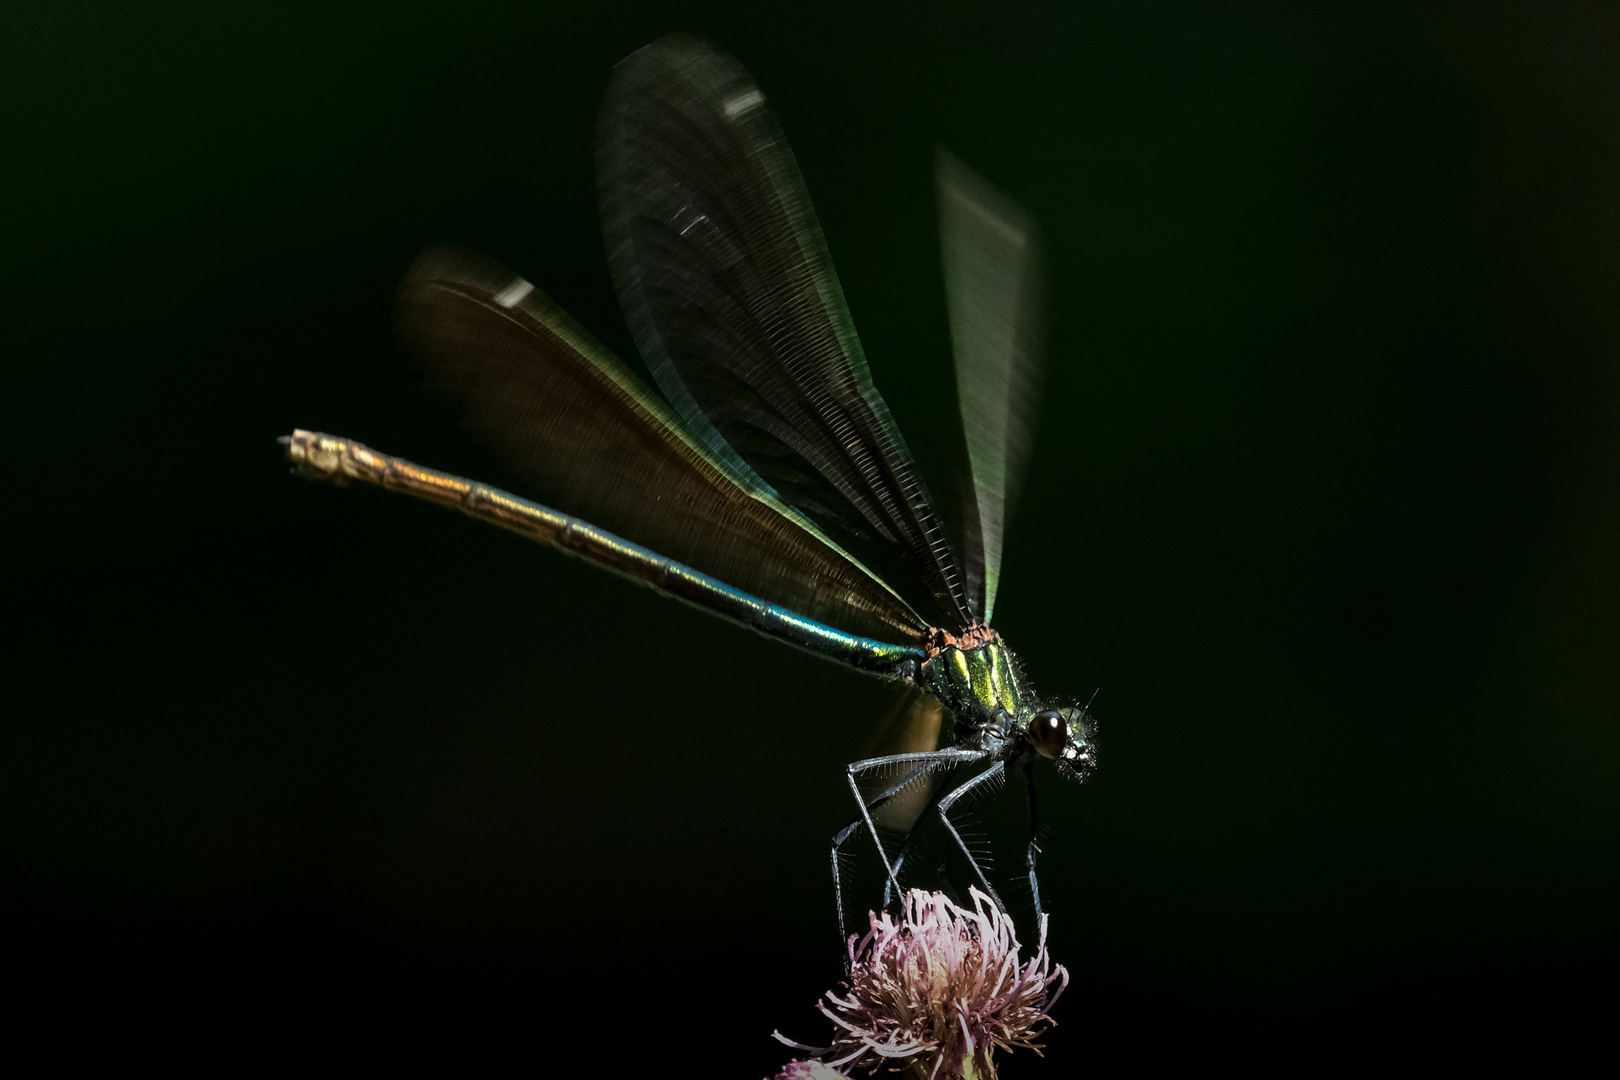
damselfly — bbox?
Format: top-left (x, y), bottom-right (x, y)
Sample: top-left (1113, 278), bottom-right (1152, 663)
top-left (283, 36), bottom-right (1095, 938)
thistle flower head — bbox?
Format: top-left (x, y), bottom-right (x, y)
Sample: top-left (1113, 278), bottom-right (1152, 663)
top-left (775, 888), bottom-right (1068, 1080)
top-left (770, 1061), bottom-right (854, 1080)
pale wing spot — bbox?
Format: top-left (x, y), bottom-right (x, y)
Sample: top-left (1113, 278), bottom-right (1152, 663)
top-left (492, 278), bottom-right (535, 308)
top-left (723, 89), bottom-right (764, 118)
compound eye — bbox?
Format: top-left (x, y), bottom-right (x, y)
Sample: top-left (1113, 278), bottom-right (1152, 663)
top-left (1029, 710), bottom-right (1068, 759)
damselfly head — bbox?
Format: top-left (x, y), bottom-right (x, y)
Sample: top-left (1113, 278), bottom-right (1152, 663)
top-left (1027, 705), bottom-right (1097, 782)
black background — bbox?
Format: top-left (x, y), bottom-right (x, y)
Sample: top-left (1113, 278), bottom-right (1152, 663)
top-left (5, 1), bottom-right (1616, 1070)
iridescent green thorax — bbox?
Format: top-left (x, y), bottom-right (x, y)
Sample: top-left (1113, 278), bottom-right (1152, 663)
top-left (918, 634), bottom-right (1032, 731)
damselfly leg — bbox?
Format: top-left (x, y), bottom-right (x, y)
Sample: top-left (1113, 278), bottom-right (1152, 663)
top-left (832, 746), bottom-right (1006, 941)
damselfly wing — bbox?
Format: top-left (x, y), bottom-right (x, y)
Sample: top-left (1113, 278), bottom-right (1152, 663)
top-left (284, 36), bottom-right (1096, 938)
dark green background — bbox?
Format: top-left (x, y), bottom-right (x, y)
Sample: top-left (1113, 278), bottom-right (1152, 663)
top-left (5, 0), bottom-right (1615, 1069)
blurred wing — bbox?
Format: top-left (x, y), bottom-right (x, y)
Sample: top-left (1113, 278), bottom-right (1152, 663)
top-left (598, 36), bottom-right (971, 633)
top-left (860, 684), bottom-right (946, 832)
top-left (396, 245), bottom-right (929, 645)
top-left (937, 149), bottom-right (1045, 623)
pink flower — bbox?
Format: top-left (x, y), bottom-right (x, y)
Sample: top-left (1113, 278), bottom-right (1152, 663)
top-left (769, 1061), bottom-right (852, 1080)
top-left (775, 888), bottom-right (1068, 1080)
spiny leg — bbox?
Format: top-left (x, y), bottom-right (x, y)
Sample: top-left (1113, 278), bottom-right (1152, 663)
top-left (877, 772), bottom-right (960, 911)
top-left (934, 759), bottom-right (1011, 916)
top-left (831, 763), bottom-right (926, 943)
top-left (1022, 757), bottom-right (1046, 923)
top-left (833, 747), bottom-right (988, 941)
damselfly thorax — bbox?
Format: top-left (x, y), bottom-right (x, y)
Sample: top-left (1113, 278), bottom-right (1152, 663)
top-left (919, 626), bottom-right (1092, 771)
